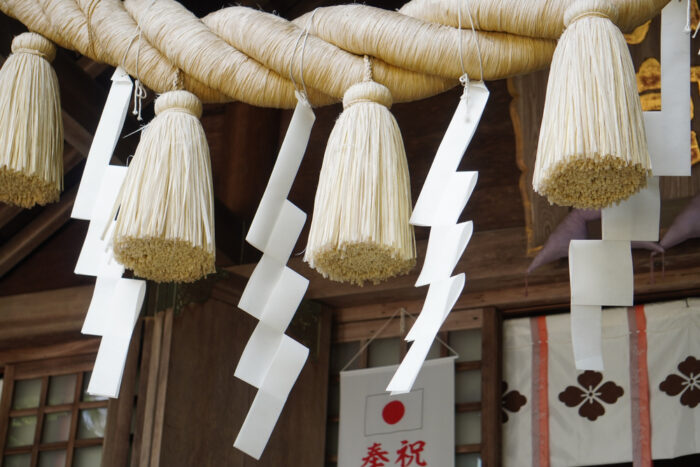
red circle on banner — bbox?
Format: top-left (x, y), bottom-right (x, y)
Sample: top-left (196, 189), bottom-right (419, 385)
top-left (382, 400), bottom-right (405, 425)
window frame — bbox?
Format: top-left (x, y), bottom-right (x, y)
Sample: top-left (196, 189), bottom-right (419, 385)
top-left (0, 353), bottom-right (109, 466)
top-left (325, 305), bottom-right (502, 466)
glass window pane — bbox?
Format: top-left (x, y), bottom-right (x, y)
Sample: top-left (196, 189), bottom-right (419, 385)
top-left (6, 416), bottom-right (37, 447)
top-left (368, 338), bottom-right (400, 367)
top-left (47, 374), bottom-right (76, 406)
top-left (456, 453), bottom-right (481, 467)
top-left (81, 372), bottom-right (108, 402)
top-left (456, 411), bottom-right (481, 445)
top-left (456, 370), bottom-right (481, 404)
top-left (74, 446), bottom-right (102, 467)
top-left (450, 330), bottom-right (481, 362)
top-left (37, 450), bottom-right (66, 467)
top-left (3, 453), bottom-right (31, 467)
top-left (77, 408), bottom-right (107, 439)
top-left (42, 411), bottom-right (72, 443)
top-left (12, 378), bottom-right (42, 409)
top-left (330, 342), bottom-right (361, 373)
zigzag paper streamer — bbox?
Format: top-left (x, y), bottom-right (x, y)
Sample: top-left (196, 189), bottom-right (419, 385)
top-left (234, 93), bottom-right (315, 460)
top-left (573, 1), bottom-right (689, 371)
top-left (387, 81), bottom-right (489, 394)
top-left (71, 68), bottom-right (146, 398)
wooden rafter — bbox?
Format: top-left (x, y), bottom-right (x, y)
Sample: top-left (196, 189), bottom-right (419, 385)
top-left (0, 185), bottom-right (78, 278)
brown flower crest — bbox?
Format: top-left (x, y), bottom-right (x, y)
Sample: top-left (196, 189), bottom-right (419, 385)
top-left (558, 370), bottom-right (624, 421)
top-left (501, 381), bottom-right (527, 423)
top-left (660, 356), bottom-right (700, 408)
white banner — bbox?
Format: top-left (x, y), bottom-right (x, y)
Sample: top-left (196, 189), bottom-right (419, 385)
top-left (339, 357), bottom-right (455, 467)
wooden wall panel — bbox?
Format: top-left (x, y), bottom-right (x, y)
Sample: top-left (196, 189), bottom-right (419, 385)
top-left (508, 70), bottom-right (570, 256)
top-left (156, 295), bottom-right (331, 466)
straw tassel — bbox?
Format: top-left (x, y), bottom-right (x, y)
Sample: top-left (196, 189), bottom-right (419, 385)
top-left (112, 90), bottom-right (215, 283)
top-left (305, 62), bottom-right (416, 286)
top-left (0, 32), bottom-right (63, 208)
top-left (533, 0), bottom-right (651, 210)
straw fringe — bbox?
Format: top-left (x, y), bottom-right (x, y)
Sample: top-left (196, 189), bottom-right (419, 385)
top-left (0, 32), bottom-right (63, 208)
top-left (112, 90), bottom-right (215, 283)
top-left (305, 80), bottom-right (416, 285)
top-left (0, 0), bottom-right (666, 108)
top-left (533, 0), bottom-right (651, 209)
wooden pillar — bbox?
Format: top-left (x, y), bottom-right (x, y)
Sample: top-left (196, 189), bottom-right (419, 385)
top-left (480, 307), bottom-right (503, 466)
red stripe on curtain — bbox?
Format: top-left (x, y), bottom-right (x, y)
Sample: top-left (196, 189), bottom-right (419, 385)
top-left (531, 316), bottom-right (550, 467)
top-left (628, 305), bottom-right (652, 466)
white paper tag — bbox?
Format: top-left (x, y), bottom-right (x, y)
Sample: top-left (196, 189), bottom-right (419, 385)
top-left (72, 68), bottom-right (133, 220)
top-left (234, 95), bottom-right (313, 459)
top-left (240, 256), bottom-right (309, 328)
top-left (75, 166), bottom-right (127, 276)
top-left (388, 275), bottom-right (465, 394)
top-left (411, 82), bottom-right (489, 227)
top-left (258, 268), bottom-right (308, 332)
top-left (82, 274), bottom-right (122, 336)
top-left (569, 240), bottom-right (633, 306)
top-left (86, 278), bottom-right (145, 398)
top-left (602, 176), bottom-right (660, 241)
top-left (246, 99), bottom-right (315, 251)
top-left (643, 0), bottom-right (690, 176)
top-left (416, 222), bottom-right (473, 287)
top-left (238, 255), bottom-right (284, 319)
top-left (234, 336), bottom-right (309, 460)
top-left (264, 200), bottom-right (306, 264)
top-left (235, 324), bottom-right (284, 388)
top-left (571, 304), bottom-right (604, 371)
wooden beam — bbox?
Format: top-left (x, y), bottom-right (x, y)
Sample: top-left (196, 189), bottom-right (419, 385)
top-left (0, 285), bottom-right (92, 348)
top-left (0, 338), bottom-right (98, 367)
top-left (0, 185), bottom-right (78, 278)
top-left (228, 226), bottom-right (700, 311)
top-left (334, 308), bottom-right (483, 343)
top-left (62, 110), bottom-right (94, 157)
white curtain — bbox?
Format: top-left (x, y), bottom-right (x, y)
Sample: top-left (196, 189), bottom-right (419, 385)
top-left (502, 298), bottom-right (700, 466)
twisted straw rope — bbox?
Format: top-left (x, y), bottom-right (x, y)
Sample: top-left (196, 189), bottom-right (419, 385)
top-left (0, 0), bottom-right (668, 108)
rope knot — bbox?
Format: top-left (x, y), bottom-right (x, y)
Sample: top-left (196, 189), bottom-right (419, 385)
top-left (564, 0), bottom-right (619, 28)
top-left (154, 90), bottom-right (203, 118)
top-left (342, 81), bottom-right (392, 109)
top-left (11, 32), bottom-right (56, 62)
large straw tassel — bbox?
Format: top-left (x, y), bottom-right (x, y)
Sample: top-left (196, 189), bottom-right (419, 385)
top-left (112, 90), bottom-right (215, 283)
top-left (0, 32), bottom-right (63, 208)
top-left (304, 78), bottom-right (416, 286)
top-left (533, 0), bottom-right (650, 210)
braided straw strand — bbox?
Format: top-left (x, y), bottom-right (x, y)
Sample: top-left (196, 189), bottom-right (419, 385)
top-left (0, 0), bottom-right (667, 108)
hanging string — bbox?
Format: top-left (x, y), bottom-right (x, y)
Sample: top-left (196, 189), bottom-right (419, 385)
top-left (289, 8), bottom-right (318, 103)
top-left (340, 308), bottom-right (402, 372)
top-left (119, 28), bottom-right (147, 122)
top-left (457, 0), bottom-right (484, 103)
top-left (131, 30), bottom-right (147, 122)
top-left (403, 309), bottom-right (460, 358)
top-left (339, 307), bottom-right (459, 373)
